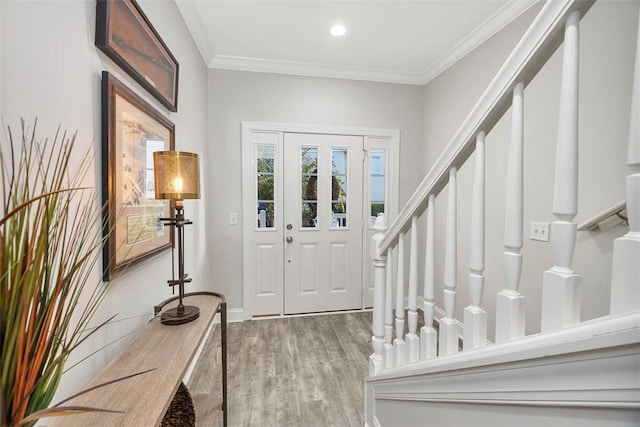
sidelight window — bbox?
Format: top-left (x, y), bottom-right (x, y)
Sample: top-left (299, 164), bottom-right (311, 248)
top-left (256, 144), bottom-right (275, 228)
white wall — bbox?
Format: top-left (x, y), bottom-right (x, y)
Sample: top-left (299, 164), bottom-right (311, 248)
top-left (422, 0), bottom-right (637, 339)
top-left (0, 0), bottom-right (209, 402)
top-left (208, 69), bottom-right (424, 312)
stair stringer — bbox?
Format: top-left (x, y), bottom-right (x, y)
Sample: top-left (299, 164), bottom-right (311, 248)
top-left (365, 312), bottom-right (640, 427)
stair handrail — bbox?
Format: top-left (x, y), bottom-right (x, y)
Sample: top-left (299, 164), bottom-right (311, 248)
top-left (379, 0), bottom-right (595, 255)
top-left (577, 200), bottom-right (627, 231)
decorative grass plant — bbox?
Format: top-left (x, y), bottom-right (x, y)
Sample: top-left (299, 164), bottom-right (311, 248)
top-left (0, 119), bottom-right (117, 426)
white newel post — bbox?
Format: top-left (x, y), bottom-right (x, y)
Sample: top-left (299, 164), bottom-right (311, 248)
top-left (496, 82), bottom-right (526, 343)
top-left (394, 232), bottom-right (407, 365)
top-left (464, 132), bottom-right (488, 350)
top-left (384, 246), bottom-right (394, 368)
top-left (610, 7), bottom-right (640, 315)
top-left (369, 214), bottom-right (387, 376)
top-left (406, 216), bottom-right (420, 362)
top-left (541, 11), bottom-right (582, 332)
top-left (440, 168), bottom-right (459, 356)
top-left (420, 195), bottom-right (437, 360)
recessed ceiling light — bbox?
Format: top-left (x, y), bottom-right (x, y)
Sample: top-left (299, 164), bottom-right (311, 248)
top-left (330, 24), bottom-right (347, 37)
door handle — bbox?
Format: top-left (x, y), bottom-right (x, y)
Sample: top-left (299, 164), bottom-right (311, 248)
top-left (286, 236), bottom-right (293, 243)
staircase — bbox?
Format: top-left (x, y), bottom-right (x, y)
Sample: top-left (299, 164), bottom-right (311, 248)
top-left (365, 0), bottom-right (640, 425)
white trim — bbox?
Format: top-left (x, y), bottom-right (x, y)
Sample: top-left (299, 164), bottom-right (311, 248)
top-left (184, 308), bottom-right (245, 383)
top-left (241, 124), bottom-right (255, 321)
top-left (173, 0), bottom-right (214, 67)
top-left (419, 0), bottom-right (538, 84)
top-left (370, 312), bottom-right (640, 381)
top-left (225, 308), bottom-right (245, 323)
top-left (243, 122), bottom-right (401, 139)
top-left (183, 314), bottom-right (217, 384)
top-left (366, 313), bottom-right (640, 421)
top-left (178, 0), bottom-right (537, 86)
top-left (251, 308), bottom-right (372, 321)
top-left (379, 0), bottom-right (596, 254)
top-left (210, 55), bottom-right (425, 85)
top-left (242, 122), bottom-right (400, 319)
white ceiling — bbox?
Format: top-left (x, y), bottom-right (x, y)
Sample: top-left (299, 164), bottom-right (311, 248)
top-left (175, 0), bottom-right (537, 85)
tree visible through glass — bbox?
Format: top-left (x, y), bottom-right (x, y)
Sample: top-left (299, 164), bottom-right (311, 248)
top-left (257, 144), bottom-right (275, 228)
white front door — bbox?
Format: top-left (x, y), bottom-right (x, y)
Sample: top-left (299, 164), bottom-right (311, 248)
top-left (283, 133), bottom-right (364, 314)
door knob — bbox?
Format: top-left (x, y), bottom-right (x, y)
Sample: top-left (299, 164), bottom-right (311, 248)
top-left (286, 236), bottom-right (293, 243)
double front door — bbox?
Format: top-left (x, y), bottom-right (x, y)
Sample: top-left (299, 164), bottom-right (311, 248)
top-left (251, 131), bottom-right (364, 315)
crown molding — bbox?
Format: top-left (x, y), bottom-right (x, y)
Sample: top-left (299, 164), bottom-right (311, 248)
top-left (177, 0), bottom-right (538, 86)
top-left (419, 0), bottom-right (539, 85)
top-left (209, 55), bottom-right (425, 85)
top-left (174, 0), bottom-right (215, 67)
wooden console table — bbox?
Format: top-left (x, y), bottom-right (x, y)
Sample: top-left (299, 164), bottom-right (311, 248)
top-left (49, 293), bottom-right (227, 426)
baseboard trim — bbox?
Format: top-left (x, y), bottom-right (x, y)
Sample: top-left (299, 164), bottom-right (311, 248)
top-left (226, 308), bottom-right (244, 323)
top-left (184, 317), bottom-right (217, 384)
top-left (364, 416), bottom-right (382, 427)
top-left (185, 309), bottom-right (243, 384)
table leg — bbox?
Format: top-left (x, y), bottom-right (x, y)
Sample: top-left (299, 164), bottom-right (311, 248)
top-left (221, 301), bottom-right (227, 427)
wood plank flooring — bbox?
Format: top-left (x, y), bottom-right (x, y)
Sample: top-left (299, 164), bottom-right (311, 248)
top-left (188, 311), bottom-right (373, 427)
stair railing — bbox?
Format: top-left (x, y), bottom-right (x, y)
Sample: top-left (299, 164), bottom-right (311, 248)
top-left (368, 0), bottom-right (640, 375)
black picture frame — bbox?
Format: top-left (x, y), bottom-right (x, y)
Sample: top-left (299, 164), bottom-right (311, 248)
top-left (101, 71), bottom-right (175, 280)
top-left (96, 0), bottom-right (179, 112)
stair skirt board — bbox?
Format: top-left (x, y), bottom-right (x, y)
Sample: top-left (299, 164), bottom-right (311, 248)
top-left (366, 312), bottom-right (640, 426)
top-left (374, 400), bottom-right (639, 427)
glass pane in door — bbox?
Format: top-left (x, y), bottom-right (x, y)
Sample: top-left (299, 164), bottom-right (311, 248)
top-left (256, 144), bottom-right (275, 228)
top-left (331, 148), bottom-right (348, 228)
top-left (370, 149), bottom-right (386, 226)
top-left (301, 147), bottom-right (318, 228)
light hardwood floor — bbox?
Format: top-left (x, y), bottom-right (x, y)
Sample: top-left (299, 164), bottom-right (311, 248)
top-left (188, 311), bottom-right (373, 427)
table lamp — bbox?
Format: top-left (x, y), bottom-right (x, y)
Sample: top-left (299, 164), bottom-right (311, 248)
top-left (153, 150), bottom-right (201, 325)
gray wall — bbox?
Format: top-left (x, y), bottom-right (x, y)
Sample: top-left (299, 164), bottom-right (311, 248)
top-left (0, 0), bottom-right (210, 401)
top-left (208, 69), bottom-right (425, 312)
top-left (422, 0), bottom-right (637, 339)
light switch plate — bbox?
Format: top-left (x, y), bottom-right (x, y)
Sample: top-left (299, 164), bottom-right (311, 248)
top-left (530, 221), bottom-right (550, 241)
top-left (230, 212), bottom-right (238, 225)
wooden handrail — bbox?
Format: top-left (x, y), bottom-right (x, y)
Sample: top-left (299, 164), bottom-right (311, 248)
top-left (577, 200), bottom-right (627, 231)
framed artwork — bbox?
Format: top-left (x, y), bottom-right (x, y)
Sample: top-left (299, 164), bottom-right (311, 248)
top-left (101, 71), bottom-right (175, 280)
top-left (96, 0), bottom-right (179, 112)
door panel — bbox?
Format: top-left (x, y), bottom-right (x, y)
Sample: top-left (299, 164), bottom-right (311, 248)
top-left (284, 133), bottom-right (363, 314)
top-left (251, 132), bottom-right (283, 316)
top-left (363, 140), bottom-right (392, 308)
top-left (255, 243), bottom-right (278, 296)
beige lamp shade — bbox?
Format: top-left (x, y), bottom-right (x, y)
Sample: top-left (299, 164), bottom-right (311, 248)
top-left (153, 151), bottom-right (200, 200)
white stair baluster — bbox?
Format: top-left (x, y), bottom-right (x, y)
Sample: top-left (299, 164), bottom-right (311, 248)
top-left (394, 232), bottom-right (407, 365)
top-left (496, 82), bottom-right (526, 343)
top-left (420, 194), bottom-right (437, 360)
top-left (369, 215), bottom-right (387, 376)
top-left (406, 216), bottom-right (420, 362)
top-left (610, 6), bottom-right (640, 315)
top-left (464, 132), bottom-right (488, 350)
top-left (541, 10), bottom-right (582, 332)
top-left (384, 246), bottom-right (394, 368)
top-left (439, 167), bottom-right (459, 356)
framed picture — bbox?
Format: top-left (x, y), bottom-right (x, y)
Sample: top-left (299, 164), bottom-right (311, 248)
top-left (102, 71), bottom-right (175, 280)
top-left (96, 0), bottom-right (179, 112)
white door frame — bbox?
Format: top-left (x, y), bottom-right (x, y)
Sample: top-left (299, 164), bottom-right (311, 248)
top-left (241, 121), bottom-right (399, 320)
